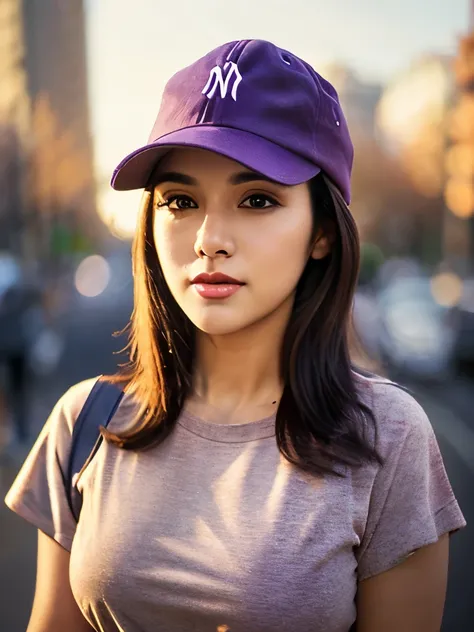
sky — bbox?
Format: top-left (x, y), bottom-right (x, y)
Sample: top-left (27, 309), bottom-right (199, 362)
top-left (84, 0), bottom-right (471, 236)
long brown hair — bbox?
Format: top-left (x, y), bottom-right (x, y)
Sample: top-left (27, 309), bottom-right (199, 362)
top-left (103, 172), bottom-right (382, 476)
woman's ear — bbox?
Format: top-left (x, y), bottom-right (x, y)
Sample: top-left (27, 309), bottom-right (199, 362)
top-left (310, 225), bottom-right (334, 260)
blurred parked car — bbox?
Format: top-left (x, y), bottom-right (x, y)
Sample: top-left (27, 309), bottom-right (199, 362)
top-left (452, 278), bottom-right (474, 370)
top-left (375, 276), bottom-right (457, 381)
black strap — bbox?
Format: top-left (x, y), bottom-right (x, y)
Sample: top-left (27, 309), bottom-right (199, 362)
top-left (66, 377), bottom-right (125, 522)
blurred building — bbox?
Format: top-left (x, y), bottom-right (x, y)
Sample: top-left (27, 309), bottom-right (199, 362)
top-left (0, 0), bottom-right (104, 273)
top-left (320, 64), bottom-right (383, 141)
top-left (449, 25), bottom-right (474, 268)
top-left (0, 0), bottom-right (31, 256)
top-left (318, 65), bottom-right (427, 256)
top-left (374, 54), bottom-right (472, 271)
top-left (376, 54), bottom-right (454, 198)
top-left (375, 35), bottom-right (474, 276)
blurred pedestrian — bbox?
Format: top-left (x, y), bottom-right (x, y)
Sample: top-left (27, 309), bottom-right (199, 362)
top-left (5, 40), bottom-right (466, 631)
top-left (0, 252), bottom-right (44, 452)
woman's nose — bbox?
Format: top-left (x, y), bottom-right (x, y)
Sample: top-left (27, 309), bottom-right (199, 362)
top-left (194, 215), bottom-right (235, 259)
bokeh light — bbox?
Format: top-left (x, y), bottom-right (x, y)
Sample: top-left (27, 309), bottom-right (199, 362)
top-left (430, 272), bottom-right (463, 307)
top-left (444, 178), bottom-right (474, 218)
top-left (75, 255), bottom-right (111, 297)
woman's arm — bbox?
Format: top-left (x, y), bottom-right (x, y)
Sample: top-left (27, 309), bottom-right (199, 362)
top-left (27, 530), bottom-right (95, 632)
top-left (356, 534), bottom-right (450, 632)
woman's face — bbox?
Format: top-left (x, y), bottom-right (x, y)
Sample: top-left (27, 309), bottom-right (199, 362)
top-left (152, 148), bottom-right (330, 336)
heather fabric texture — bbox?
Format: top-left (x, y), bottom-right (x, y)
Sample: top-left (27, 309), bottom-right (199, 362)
top-left (5, 375), bottom-right (466, 632)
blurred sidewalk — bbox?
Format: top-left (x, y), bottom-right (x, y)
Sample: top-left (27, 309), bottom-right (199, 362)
top-left (0, 383), bottom-right (53, 631)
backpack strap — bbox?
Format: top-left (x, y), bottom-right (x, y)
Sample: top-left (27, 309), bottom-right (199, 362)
top-left (66, 377), bottom-right (125, 522)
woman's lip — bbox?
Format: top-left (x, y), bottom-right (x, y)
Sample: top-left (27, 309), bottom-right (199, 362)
top-left (191, 273), bottom-right (244, 284)
top-left (192, 283), bottom-right (243, 299)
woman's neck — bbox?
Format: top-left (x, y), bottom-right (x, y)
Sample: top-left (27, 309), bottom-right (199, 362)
top-left (188, 308), bottom-right (289, 422)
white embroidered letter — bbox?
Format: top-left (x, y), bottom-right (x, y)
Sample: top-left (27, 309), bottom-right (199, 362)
top-left (202, 61), bottom-right (243, 101)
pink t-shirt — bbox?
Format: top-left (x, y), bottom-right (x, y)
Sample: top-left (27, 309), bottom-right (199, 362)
top-left (5, 374), bottom-right (466, 631)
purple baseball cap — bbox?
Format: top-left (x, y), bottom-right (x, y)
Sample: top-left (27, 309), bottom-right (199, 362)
top-left (111, 39), bottom-right (354, 204)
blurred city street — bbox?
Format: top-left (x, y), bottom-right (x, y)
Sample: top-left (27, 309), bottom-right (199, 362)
top-left (0, 248), bottom-right (473, 630)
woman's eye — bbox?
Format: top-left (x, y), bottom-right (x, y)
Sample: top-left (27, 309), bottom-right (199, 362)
top-left (158, 195), bottom-right (197, 210)
top-left (240, 194), bottom-right (278, 210)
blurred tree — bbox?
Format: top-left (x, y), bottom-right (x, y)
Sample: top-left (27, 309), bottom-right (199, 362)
top-left (446, 33), bottom-right (474, 220)
top-left (454, 32), bottom-right (474, 90)
top-left (375, 56), bottom-right (453, 200)
top-left (350, 136), bottom-right (442, 264)
top-left (0, 125), bottom-right (23, 253)
top-left (31, 94), bottom-right (93, 215)
top-left (444, 29), bottom-right (474, 270)
top-left (30, 93), bottom-right (107, 269)
top-left (371, 56), bottom-right (458, 267)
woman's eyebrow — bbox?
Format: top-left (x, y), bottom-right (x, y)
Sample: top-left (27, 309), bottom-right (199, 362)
top-left (153, 172), bottom-right (198, 186)
top-left (229, 171), bottom-right (281, 185)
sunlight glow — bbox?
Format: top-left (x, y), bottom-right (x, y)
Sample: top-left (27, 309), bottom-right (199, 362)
top-left (98, 188), bottom-right (142, 240)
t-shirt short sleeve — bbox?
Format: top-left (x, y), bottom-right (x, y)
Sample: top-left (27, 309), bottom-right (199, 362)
top-left (4, 378), bottom-right (99, 552)
top-left (355, 382), bottom-right (466, 582)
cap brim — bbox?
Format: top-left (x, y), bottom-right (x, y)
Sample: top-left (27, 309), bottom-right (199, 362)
top-left (111, 126), bottom-right (320, 190)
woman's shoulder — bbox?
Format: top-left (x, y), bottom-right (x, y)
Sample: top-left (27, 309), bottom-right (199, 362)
top-left (64, 376), bottom-right (102, 404)
top-left (50, 376), bottom-right (102, 434)
top-left (354, 372), bottom-right (433, 458)
top-left (54, 376), bottom-right (137, 430)
top-left (46, 377), bottom-right (141, 442)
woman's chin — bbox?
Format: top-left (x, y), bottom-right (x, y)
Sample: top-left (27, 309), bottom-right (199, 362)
top-left (187, 308), bottom-right (257, 337)
top-left (192, 318), bottom-right (250, 337)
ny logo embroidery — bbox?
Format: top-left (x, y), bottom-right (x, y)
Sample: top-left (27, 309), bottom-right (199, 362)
top-left (201, 61), bottom-right (243, 101)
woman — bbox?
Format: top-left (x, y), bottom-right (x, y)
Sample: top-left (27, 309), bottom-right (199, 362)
top-left (5, 39), bottom-right (466, 632)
